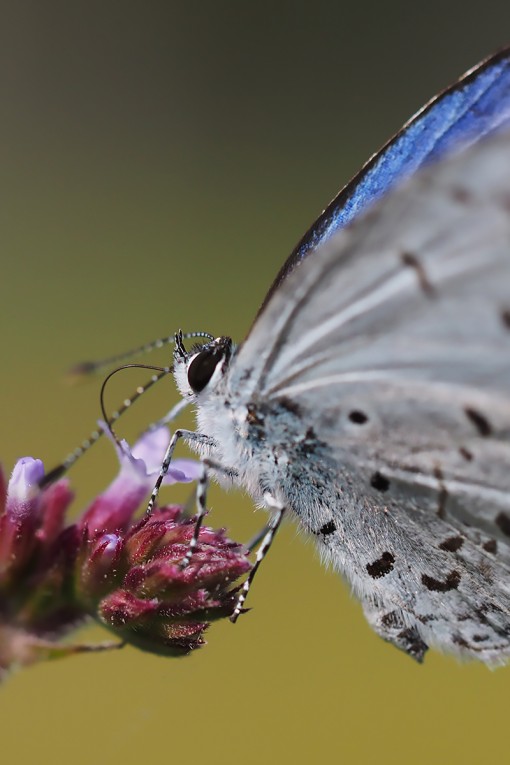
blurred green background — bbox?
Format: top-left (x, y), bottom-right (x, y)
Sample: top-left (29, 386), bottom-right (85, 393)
top-left (2, 2), bottom-right (510, 763)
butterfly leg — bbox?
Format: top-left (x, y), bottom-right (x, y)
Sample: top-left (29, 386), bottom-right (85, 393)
top-left (146, 429), bottom-right (214, 515)
top-left (245, 521), bottom-right (274, 553)
top-left (361, 599), bottom-right (428, 663)
top-left (231, 493), bottom-right (286, 623)
top-left (179, 460), bottom-right (209, 569)
top-left (179, 458), bottom-right (239, 568)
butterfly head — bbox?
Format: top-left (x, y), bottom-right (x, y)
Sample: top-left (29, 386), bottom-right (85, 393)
top-left (173, 331), bottom-right (233, 400)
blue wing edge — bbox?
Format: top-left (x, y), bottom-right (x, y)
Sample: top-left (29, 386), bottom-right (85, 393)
top-left (258, 46), bottom-right (510, 315)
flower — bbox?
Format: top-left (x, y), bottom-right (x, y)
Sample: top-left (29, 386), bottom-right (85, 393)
top-left (0, 428), bottom-right (250, 680)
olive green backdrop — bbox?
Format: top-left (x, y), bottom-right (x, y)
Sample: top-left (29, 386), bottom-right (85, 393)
top-left (1, 3), bottom-right (510, 763)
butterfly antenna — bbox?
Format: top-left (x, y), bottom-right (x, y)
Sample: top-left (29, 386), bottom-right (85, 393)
top-left (39, 363), bottom-right (173, 488)
top-left (40, 330), bottom-right (214, 487)
top-left (68, 331), bottom-right (215, 379)
top-left (98, 363), bottom-right (173, 451)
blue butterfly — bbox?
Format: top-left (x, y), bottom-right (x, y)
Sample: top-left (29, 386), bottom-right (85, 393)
top-left (167, 48), bottom-right (510, 664)
top-left (53, 49), bottom-right (510, 664)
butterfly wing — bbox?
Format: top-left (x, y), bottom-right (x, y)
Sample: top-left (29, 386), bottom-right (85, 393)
top-left (231, 132), bottom-right (510, 662)
top-left (262, 48), bottom-right (510, 311)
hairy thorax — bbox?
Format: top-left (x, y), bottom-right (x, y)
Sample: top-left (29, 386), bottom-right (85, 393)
top-left (194, 386), bottom-right (346, 530)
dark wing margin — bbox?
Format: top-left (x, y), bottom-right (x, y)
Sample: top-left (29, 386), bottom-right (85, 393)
top-left (258, 46), bottom-right (510, 314)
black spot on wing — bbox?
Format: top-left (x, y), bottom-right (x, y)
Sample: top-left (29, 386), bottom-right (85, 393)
top-left (452, 632), bottom-right (496, 653)
top-left (348, 410), bottom-right (368, 424)
top-left (459, 446), bottom-right (473, 462)
top-left (379, 611), bottom-right (428, 662)
top-left (397, 628), bottom-right (428, 663)
top-left (452, 633), bottom-right (469, 649)
top-left (380, 611), bottom-right (400, 628)
top-left (278, 397), bottom-right (303, 417)
top-left (366, 551), bottom-right (395, 579)
top-left (496, 513), bottom-right (510, 537)
top-left (421, 569), bottom-right (461, 592)
top-left (401, 251), bottom-right (435, 296)
top-left (501, 309), bottom-right (510, 330)
top-left (475, 602), bottom-right (506, 626)
top-left (319, 520), bottom-right (336, 536)
top-left (370, 471), bottom-right (390, 492)
top-left (416, 614), bottom-right (436, 625)
top-left (439, 536), bottom-right (464, 552)
top-left (483, 539), bottom-right (498, 554)
top-left (464, 406), bottom-right (492, 437)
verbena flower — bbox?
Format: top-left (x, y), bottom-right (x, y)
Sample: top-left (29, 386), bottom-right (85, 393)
top-left (0, 428), bottom-right (250, 680)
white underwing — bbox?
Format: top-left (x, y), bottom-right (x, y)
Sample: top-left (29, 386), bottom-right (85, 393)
top-left (174, 132), bottom-right (510, 664)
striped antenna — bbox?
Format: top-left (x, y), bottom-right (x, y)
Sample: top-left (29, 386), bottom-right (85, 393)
top-left (68, 331), bottom-right (215, 378)
top-left (41, 330), bottom-right (213, 486)
top-left (39, 363), bottom-right (174, 488)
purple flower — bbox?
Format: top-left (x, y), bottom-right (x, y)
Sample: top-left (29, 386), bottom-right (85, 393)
top-left (80, 424), bottom-right (202, 536)
top-left (0, 428), bottom-right (250, 679)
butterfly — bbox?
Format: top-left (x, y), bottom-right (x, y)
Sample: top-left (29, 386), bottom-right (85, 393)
top-left (77, 48), bottom-right (510, 665)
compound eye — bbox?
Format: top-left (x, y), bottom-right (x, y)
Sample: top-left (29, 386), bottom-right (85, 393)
top-left (187, 349), bottom-right (220, 393)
